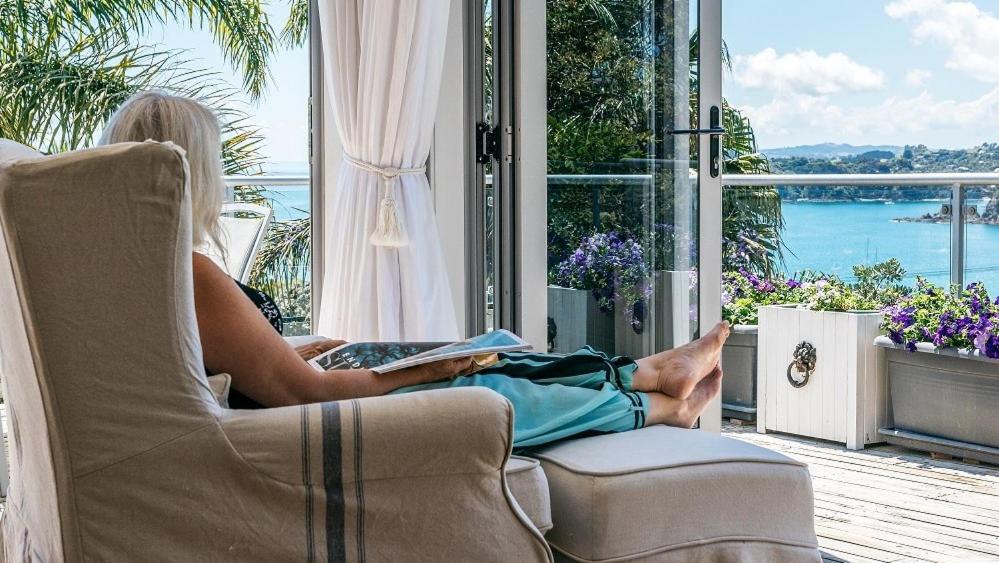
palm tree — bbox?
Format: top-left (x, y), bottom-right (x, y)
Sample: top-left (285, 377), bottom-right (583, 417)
top-left (1, 0), bottom-right (317, 328)
top-left (1, 0), bottom-right (277, 99)
top-left (689, 30), bottom-right (784, 276)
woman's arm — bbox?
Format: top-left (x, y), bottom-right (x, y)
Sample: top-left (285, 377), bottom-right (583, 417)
top-left (193, 253), bottom-right (470, 407)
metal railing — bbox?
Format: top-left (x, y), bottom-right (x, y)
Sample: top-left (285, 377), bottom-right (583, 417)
top-left (229, 171), bottom-right (999, 289)
top-left (223, 175), bottom-right (309, 187)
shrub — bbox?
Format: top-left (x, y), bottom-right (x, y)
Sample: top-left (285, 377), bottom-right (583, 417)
top-left (553, 232), bottom-right (650, 330)
top-left (722, 259), bottom-right (910, 325)
top-left (722, 269), bottom-right (805, 325)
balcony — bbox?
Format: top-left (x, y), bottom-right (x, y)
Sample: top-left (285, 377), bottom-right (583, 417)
top-left (0, 171), bottom-right (991, 562)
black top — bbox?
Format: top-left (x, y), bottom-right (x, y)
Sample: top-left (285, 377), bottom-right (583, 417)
top-left (236, 279), bottom-right (283, 335)
top-left (212, 280), bottom-right (283, 409)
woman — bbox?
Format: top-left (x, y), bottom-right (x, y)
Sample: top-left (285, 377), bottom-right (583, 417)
top-left (100, 91), bottom-right (727, 448)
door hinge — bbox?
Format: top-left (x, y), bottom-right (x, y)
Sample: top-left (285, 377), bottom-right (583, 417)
top-left (476, 122), bottom-right (499, 163)
top-left (503, 126), bottom-right (514, 163)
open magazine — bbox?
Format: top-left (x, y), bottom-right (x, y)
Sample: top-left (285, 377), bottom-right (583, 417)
top-left (308, 329), bottom-right (532, 374)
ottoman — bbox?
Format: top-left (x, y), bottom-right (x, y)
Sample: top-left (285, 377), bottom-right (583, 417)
top-left (532, 426), bottom-right (821, 562)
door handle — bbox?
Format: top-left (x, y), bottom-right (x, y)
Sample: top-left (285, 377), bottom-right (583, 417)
top-left (667, 126), bottom-right (725, 135)
top-left (669, 106), bottom-right (723, 178)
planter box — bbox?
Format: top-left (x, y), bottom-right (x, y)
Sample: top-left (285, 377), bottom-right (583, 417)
top-left (547, 286), bottom-right (614, 354)
top-left (757, 305), bottom-right (887, 450)
top-left (614, 271), bottom-right (695, 359)
top-left (875, 337), bottom-right (999, 465)
top-left (722, 325), bottom-right (758, 421)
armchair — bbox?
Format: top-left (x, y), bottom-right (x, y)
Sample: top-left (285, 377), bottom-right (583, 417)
top-left (0, 141), bottom-right (550, 561)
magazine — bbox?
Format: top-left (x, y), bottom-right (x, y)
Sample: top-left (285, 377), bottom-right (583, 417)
top-left (308, 329), bottom-right (532, 374)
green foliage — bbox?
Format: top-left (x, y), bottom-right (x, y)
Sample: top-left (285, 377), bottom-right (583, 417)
top-left (800, 259), bottom-right (910, 312)
top-left (881, 278), bottom-right (999, 358)
top-left (850, 258), bottom-right (909, 306)
top-left (2, 0), bottom-right (311, 329)
top-left (773, 144), bottom-right (999, 202)
top-left (546, 0), bottom-right (783, 278)
top-left (0, 32), bottom-right (266, 170)
top-left (722, 259), bottom-right (910, 325)
top-left (0, 0), bottom-right (278, 100)
top-left (249, 217), bottom-right (312, 331)
top-left (280, 0), bottom-right (309, 49)
top-left (722, 272), bottom-right (805, 326)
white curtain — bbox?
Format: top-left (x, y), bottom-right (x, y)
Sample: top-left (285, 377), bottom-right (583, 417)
top-left (316, 0), bottom-right (458, 342)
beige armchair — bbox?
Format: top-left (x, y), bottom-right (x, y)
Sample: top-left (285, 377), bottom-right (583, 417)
top-left (0, 141), bottom-right (551, 561)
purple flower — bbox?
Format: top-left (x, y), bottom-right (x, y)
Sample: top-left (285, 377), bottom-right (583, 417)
top-left (786, 279), bottom-right (802, 289)
top-left (888, 329), bottom-right (905, 345)
top-left (554, 232), bottom-right (650, 324)
top-left (884, 305), bottom-right (916, 328)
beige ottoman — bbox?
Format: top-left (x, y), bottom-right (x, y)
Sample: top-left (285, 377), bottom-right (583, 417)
top-left (532, 426), bottom-right (821, 562)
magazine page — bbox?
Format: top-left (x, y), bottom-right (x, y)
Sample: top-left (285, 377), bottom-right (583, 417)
top-left (307, 330), bottom-right (532, 373)
top-left (371, 330), bottom-right (531, 373)
top-left (309, 342), bottom-right (448, 372)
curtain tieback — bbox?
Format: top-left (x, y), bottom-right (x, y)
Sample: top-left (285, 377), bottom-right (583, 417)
top-left (343, 153), bottom-right (426, 248)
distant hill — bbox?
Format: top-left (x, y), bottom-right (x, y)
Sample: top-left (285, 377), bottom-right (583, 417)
top-left (769, 143), bottom-right (999, 201)
top-left (762, 143), bottom-right (903, 159)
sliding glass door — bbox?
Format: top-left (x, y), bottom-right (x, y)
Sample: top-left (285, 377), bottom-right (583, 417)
top-left (474, 0), bottom-right (722, 405)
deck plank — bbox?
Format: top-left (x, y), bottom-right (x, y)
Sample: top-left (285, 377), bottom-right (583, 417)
top-left (724, 424), bottom-right (999, 563)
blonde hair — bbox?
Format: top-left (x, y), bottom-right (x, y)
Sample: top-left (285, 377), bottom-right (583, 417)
top-left (99, 91), bottom-right (225, 251)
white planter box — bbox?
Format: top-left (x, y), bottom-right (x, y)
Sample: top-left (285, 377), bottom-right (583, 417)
top-left (614, 270), bottom-right (695, 359)
top-left (757, 305), bottom-right (887, 450)
top-left (547, 286), bottom-right (615, 354)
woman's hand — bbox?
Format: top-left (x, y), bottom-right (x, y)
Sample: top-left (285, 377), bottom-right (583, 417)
top-left (295, 338), bottom-right (346, 361)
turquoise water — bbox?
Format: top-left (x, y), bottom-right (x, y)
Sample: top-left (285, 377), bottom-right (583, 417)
top-left (781, 199), bottom-right (999, 294)
top-left (263, 184), bottom-right (999, 294)
top-left (265, 185), bottom-right (310, 220)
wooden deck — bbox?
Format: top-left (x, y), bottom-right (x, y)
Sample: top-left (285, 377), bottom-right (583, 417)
top-left (723, 422), bottom-right (999, 563)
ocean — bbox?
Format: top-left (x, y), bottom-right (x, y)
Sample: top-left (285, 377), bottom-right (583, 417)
top-left (261, 182), bottom-right (999, 295)
top-left (781, 199), bottom-right (999, 294)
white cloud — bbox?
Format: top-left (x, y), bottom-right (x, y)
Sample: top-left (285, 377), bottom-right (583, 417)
top-left (732, 48), bottom-right (885, 95)
top-left (886, 0), bottom-right (999, 83)
top-left (736, 87), bottom-right (999, 145)
top-left (905, 68), bottom-right (933, 86)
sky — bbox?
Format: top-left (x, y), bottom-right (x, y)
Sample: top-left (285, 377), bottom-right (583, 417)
top-left (139, 0), bottom-right (999, 165)
top-left (724, 0), bottom-right (999, 150)
top-left (136, 2), bottom-right (310, 169)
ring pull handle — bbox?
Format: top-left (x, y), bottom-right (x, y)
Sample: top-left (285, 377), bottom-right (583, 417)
top-left (786, 341), bottom-right (817, 388)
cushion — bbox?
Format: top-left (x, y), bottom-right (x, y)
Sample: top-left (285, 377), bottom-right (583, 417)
top-left (505, 455), bottom-right (552, 534)
top-left (0, 139), bottom-right (42, 164)
top-left (533, 426), bottom-right (821, 562)
top-left (206, 374), bottom-right (232, 408)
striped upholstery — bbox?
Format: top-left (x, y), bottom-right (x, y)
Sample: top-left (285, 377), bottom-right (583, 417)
top-left (0, 140), bottom-right (551, 561)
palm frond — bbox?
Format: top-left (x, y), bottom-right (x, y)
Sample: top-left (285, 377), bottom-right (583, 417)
top-left (0, 0), bottom-right (276, 99)
top-left (280, 0), bottom-right (309, 49)
top-left (249, 217), bottom-right (312, 321)
top-left (1, 29), bottom-right (266, 169)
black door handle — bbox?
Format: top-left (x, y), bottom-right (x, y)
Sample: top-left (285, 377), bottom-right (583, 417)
top-left (667, 126), bottom-right (725, 135)
top-left (669, 107), bottom-right (723, 178)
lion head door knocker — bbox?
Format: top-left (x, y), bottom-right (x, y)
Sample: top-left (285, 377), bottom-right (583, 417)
top-left (786, 341), bottom-right (817, 388)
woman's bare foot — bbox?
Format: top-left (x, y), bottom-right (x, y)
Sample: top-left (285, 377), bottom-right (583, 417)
top-left (645, 366), bottom-right (723, 428)
top-left (633, 321), bottom-right (730, 399)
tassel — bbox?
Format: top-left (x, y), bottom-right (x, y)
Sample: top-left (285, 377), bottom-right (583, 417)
top-left (370, 188), bottom-right (408, 247)
top-left (341, 153), bottom-right (422, 248)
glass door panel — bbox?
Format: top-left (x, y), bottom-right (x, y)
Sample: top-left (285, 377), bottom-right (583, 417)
top-left (545, 0), bottom-right (704, 358)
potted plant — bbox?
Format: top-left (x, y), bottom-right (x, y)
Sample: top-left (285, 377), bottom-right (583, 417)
top-left (612, 223), bottom-right (699, 359)
top-left (876, 279), bottom-right (999, 464)
top-left (757, 260), bottom-right (908, 450)
top-left (720, 270), bottom-right (805, 421)
top-left (548, 232), bottom-right (648, 354)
